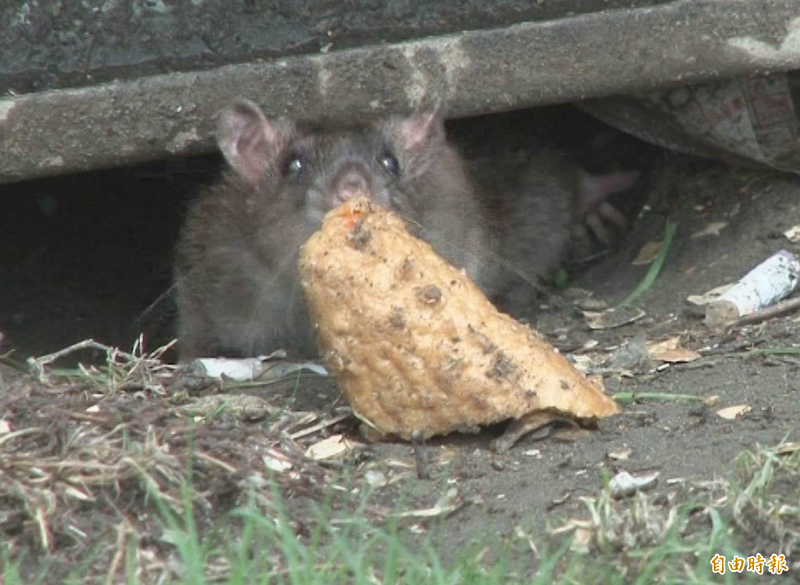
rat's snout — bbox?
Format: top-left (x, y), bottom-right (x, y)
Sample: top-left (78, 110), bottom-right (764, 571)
top-left (331, 163), bottom-right (372, 204)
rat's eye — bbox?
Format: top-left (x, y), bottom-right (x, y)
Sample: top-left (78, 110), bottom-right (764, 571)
top-left (379, 151), bottom-right (400, 176)
top-left (282, 152), bottom-right (306, 177)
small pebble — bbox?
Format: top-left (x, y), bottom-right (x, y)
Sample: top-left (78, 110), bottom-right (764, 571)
top-left (365, 470), bottom-right (387, 488)
top-left (491, 459), bottom-right (505, 471)
top-left (575, 298), bottom-right (608, 311)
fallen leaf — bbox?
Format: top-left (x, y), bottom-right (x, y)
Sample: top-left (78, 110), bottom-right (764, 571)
top-left (647, 336), bottom-right (680, 354)
top-left (585, 307), bottom-right (646, 330)
top-left (777, 442), bottom-right (800, 455)
top-left (305, 434), bottom-right (362, 460)
top-left (632, 241), bottom-right (662, 265)
top-left (0, 420), bottom-right (11, 434)
top-left (608, 448), bottom-right (632, 461)
top-left (691, 221), bottom-right (728, 238)
top-left (716, 404), bottom-right (751, 420)
top-left (650, 348), bottom-right (702, 363)
top-left (703, 395), bottom-right (721, 406)
top-left (392, 487), bottom-right (463, 519)
top-left (785, 225), bottom-right (800, 243)
top-left (687, 284), bottom-right (733, 306)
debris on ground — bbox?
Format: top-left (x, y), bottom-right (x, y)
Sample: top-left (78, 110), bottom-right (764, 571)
top-left (189, 354), bottom-right (328, 382)
top-left (608, 470), bottom-right (660, 498)
top-left (705, 249), bottom-right (800, 329)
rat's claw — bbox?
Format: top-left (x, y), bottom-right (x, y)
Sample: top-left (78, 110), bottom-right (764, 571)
top-left (576, 169), bottom-right (639, 245)
top-left (571, 221), bottom-right (591, 244)
top-left (584, 212), bottom-right (611, 246)
top-left (596, 201), bottom-right (627, 228)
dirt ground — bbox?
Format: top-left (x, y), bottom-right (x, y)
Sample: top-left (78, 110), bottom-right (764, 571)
top-left (1, 105), bottom-right (799, 581)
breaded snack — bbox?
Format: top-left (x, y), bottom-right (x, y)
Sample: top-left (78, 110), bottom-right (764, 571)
top-left (298, 197), bottom-right (619, 446)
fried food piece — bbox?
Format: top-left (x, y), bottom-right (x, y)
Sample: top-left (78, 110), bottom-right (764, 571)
top-left (298, 197), bottom-right (619, 447)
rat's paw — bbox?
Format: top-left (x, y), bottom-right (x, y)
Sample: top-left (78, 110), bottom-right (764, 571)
top-left (576, 170), bottom-right (640, 246)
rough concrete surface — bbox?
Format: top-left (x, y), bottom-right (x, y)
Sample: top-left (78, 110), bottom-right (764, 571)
top-left (1, 0), bottom-right (800, 183)
top-left (1, 0), bottom-right (670, 96)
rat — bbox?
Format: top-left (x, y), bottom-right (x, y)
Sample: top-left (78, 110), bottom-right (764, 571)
top-left (475, 147), bottom-right (639, 312)
top-left (173, 99), bottom-right (638, 361)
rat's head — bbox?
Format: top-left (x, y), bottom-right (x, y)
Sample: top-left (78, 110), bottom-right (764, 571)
top-left (216, 98), bottom-right (460, 227)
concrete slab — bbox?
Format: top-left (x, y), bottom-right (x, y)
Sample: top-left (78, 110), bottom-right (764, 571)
top-left (1, 0), bottom-right (799, 184)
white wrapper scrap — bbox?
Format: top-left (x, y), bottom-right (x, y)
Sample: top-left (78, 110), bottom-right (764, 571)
top-left (190, 357), bottom-right (327, 381)
top-left (705, 249), bottom-right (800, 327)
top-left (192, 357), bottom-right (266, 381)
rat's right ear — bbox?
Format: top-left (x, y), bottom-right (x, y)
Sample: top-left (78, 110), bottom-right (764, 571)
top-left (398, 104), bottom-right (446, 152)
top-left (217, 99), bottom-right (286, 188)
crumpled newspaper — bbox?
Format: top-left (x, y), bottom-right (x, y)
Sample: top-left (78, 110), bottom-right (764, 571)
top-left (581, 72), bottom-right (800, 174)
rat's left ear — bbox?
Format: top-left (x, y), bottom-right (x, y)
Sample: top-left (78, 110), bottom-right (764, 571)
top-left (217, 98), bottom-right (291, 188)
top-left (398, 103), bottom-right (446, 151)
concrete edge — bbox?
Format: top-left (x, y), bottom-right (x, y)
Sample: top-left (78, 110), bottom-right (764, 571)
top-left (2, 0), bottom-right (799, 184)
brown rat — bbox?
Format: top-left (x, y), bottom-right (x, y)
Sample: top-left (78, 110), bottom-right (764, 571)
top-left (476, 149), bottom-right (639, 312)
top-left (174, 99), bottom-right (637, 360)
top-left (174, 99), bottom-right (485, 360)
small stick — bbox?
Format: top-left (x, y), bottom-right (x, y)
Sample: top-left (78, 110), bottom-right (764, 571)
top-left (729, 295), bottom-right (800, 330)
top-left (195, 450), bottom-right (238, 474)
top-left (105, 520), bottom-right (131, 585)
top-left (411, 431), bottom-right (430, 480)
top-left (288, 412), bottom-right (352, 440)
top-left (0, 331), bottom-right (5, 392)
top-left (28, 339), bottom-right (140, 382)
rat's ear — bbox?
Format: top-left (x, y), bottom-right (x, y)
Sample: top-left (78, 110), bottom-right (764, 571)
top-left (398, 104), bottom-right (446, 151)
top-left (217, 99), bottom-right (287, 188)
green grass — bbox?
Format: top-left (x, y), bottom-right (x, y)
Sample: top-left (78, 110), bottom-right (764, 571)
top-left (7, 444), bottom-right (796, 585)
top-left (5, 318), bottom-right (796, 584)
top-left (616, 221), bottom-right (678, 309)
top-left (0, 509), bottom-right (757, 585)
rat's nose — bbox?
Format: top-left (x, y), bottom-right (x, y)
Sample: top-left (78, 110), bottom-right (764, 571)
top-left (332, 164), bottom-right (371, 204)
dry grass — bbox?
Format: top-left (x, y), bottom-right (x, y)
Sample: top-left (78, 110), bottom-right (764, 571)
top-left (1, 338), bottom-right (356, 584)
top-left (544, 442), bottom-right (800, 583)
top-left (2, 339), bottom-right (798, 584)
